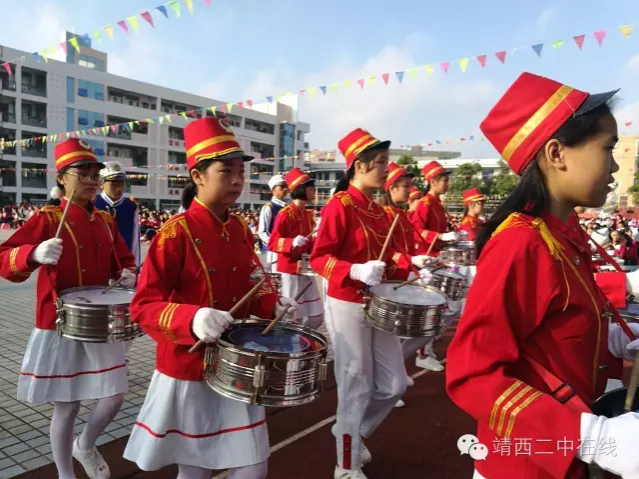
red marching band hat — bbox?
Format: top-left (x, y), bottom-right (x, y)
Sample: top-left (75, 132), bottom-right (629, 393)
top-left (463, 187), bottom-right (486, 205)
top-left (184, 117), bottom-right (253, 170)
top-left (422, 160), bottom-right (447, 182)
top-left (54, 139), bottom-right (103, 172)
top-left (285, 167), bottom-right (312, 191)
top-left (338, 128), bottom-right (391, 169)
top-left (480, 72), bottom-right (618, 176)
top-left (384, 162), bottom-right (410, 191)
top-left (409, 186), bottom-right (422, 201)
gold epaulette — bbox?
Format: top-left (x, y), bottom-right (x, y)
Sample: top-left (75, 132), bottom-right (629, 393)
top-left (157, 214), bottom-right (185, 248)
top-left (461, 216), bottom-right (472, 226)
top-left (37, 205), bottom-right (62, 224)
top-left (421, 196), bottom-right (431, 206)
top-left (492, 212), bottom-right (563, 260)
top-left (327, 191), bottom-right (353, 208)
top-left (96, 210), bottom-right (114, 224)
top-left (383, 205), bottom-right (397, 217)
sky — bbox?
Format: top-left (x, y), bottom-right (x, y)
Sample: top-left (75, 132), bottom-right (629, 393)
top-left (1, 0), bottom-right (639, 159)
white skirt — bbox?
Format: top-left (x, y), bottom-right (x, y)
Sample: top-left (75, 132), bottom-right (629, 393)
top-left (18, 328), bottom-right (128, 404)
top-left (281, 273), bottom-right (324, 319)
top-left (124, 370), bottom-right (269, 471)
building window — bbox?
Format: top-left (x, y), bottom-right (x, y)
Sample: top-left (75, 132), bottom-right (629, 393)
top-left (66, 77), bottom-right (75, 104)
top-left (129, 175), bottom-right (148, 187)
top-left (78, 80), bottom-right (105, 101)
top-left (245, 119), bottom-right (275, 135)
top-left (78, 54), bottom-right (105, 72)
top-left (66, 107), bottom-right (75, 132)
top-left (168, 176), bottom-right (187, 189)
top-left (21, 163), bottom-right (47, 189)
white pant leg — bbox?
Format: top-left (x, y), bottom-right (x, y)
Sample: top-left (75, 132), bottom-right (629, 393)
top-left (123, 340), bottom-right (133, 356)
top-left (325, 297), bottom-right (406, 470)
top-left (401, 337), bottom-right (432, 360)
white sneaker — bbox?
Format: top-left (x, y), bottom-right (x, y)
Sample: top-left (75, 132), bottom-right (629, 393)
top-left (394, 399), bottom-right (405, 408)
top-left (72, 438), bottom-right (110, 479)
top-left (334, 466), bottom-right (369, 478)
top-left (406, 375), bottom-right (414, 387)
top-left (330, 425), bottom-right (372, 465)
top-left (416, 355), bottom-right (444, 372)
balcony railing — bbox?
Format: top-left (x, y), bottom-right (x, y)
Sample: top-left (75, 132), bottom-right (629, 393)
top-left (22, 116), bottom-right (47, 128)
top-left (0, 145), bottom-right (16, 155)
top-left (21, 84), bottom-right (47, 97)
top-left (1, 113), bottom-right (16, 124)
top-left (107, 130), bottom-right (132, 141)
top-left (22, 146), bottom-right (47, 158)
top-left (1, 80), bottom-right (16, 92)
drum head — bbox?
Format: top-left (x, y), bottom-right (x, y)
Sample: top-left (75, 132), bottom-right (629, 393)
top-left (227, 326), bottom-right (312, 353)
top-left (369, 283), bottom-right (446, 306)
top-left (434, 269), bottom-right (465, 280)
top-left (59, 287), bottom-right (134, 306)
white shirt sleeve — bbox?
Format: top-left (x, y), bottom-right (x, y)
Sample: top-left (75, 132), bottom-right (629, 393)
top-left (258, 205), bottom-right (272, 245)
top-left (132, 208), bottom-right (141, 266)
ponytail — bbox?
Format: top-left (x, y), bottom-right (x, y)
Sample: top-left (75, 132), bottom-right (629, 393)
top-left (334, 147), bottom-right (383, 194)
top-left (181, 181), bottom-right (197, 210)
top-left (334, 167), bottom-right (353, 194)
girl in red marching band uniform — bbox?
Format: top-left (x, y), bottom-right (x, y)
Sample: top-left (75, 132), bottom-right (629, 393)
top-left (268, 168), bottom-right (325, 329)
top-left (446, 72), bottom-right (639, 479)
top-left (310, 128), bottom-right (431, 479)
top-left (0, 139), bottom-right (137, 479)
top-left (407, 186), bottom-right (422, 218)
top-left (411, 160), bottom-right (458, 254)
top-left (123, 118), bottom-right (297, 479)
top-left (458, 187), bottom-right (486, 242)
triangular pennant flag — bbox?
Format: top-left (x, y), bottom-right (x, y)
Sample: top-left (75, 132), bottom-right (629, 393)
top-left (59, 42), bottom-right (68, 54)
top-left (92, 30), bottom-right (102, 43)
top-left (307, 88), bottom-right (315, 98)
top-left (141, 12), bottom-right (155, 28)
top-left (146, 118), bottom-right (155, 124)
top-left (40, 50), bottom-right (49, 63)
top-left (128, 16), bottom-right (139, 32)
top-left (165, 114), bottom-right (172, 123)
top-left (551, 40), bottom-right (563, 49)
top-left (495, 51), bottom-right (507, 64)
top-left (476, 55), bottom-right (487, 68)
top-left (33, 53), bottom-right (41, 64)
top-left (105, 25), bottom-right (114, 39)
top-left (381, 73), bottom-right (390, 85)
top-left (266, 96), bottom-right (273, 103)
top-left (180, 112), bottom-right (188, 119)
top-left (169, 0), bottom-right (181, 17)
top-left (227, 104), bottom-right (234, 113)
top-left (594, 30), bottom-right (607, 46)
top-left (184, 0), bottom-right (194, 14)
top-left (159, 117), bottom-right (165, 125)
top-left (573, 34), bottom-right (586, 49)
top-left (237, 102), bottom-right (244, 110)
top-left (532, 43), bottom-right (544, 56)
top-left (69, 37), bottom-right (80, 52)
top-left (134, 120), bottom-right (141, 125)
top-left (246, 100), bottom-right (253, 108)
top-left (619, 25), bottom-right (634, 40)
top-left (330, 84), bottom-right (338, 93)
top-left (395, 71), bottom-right (404, 83)
top-left (275, 94), bottom-right (282, 102)
top-left (300, 89), bottom-right (306, 96)
top-left (219, 104), bottom-right (227, 113)
top-left (204, 0), bottom-right (211, 6)
top-left (156, 5), bottom-right (169, 18)
top-left (367, 76), bottom-right (376, 85)
top-left (186, 110), bottom-right (196, 118)
top-left (357, 79), bottom-right (365, 89)
top-left (49, 46), bottom-right (56, 56)
top-left (117, 20), bottom-right (129, 34)
top-left (343, 80), bottom-right (352, 87)
top-left (625, 121), bottom-right (633, 127)
top-left (440, 62), bottom-right (450, 74)
top-left (319, 86), bottom-right (327, 95)
top-left (424, 65), bottom-right (434, 76)
top-left (101, 127), bottom-right (109, 135)
top-left (82, 33), bottom-right (90, 46)
top-left (458, 58), bottom-right (469, 73)
top-left (408, 68), bottom-right (418, 80)
top-left (110, 125), bottom-right (118, 133)
top-left (128, 122), bottom-right (134, 130)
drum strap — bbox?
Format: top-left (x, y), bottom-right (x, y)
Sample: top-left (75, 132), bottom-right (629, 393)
top-left (588, 234), bottom-right (624, 273)
top-left (524, 354), bottom-right (592, 414)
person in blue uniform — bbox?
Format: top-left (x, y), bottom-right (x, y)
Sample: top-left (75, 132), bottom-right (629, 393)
top-left (258, 175), bottom-right (288, 272)
top-left (95, 162), bottom-right (141, 265)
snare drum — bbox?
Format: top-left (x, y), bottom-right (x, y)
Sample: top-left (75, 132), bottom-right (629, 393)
top-left (428, 269), bottom-right (466, 301)
top-left (441, 241), bottom-right (476, 266)
top-left (204, 319), bottom-right (328, 407)
top-left (363, 281), bottom-right (447, 338)
top-left (297, 254), bottom-right (315, 276)
top-left (56, 286), bottom-right (145, 343)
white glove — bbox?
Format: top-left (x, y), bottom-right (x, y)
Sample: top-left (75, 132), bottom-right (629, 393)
top-left (608, 322), bottom-right (639, 361)
top-left (411, 255), bottom-right (434, 269)
top-left (191, 307), bottom-right (234, 343)
top-left (626, 270), bottom-right (639, 295)
top-left (275, 297), bottom-right (299, 320)
top-left (110, 269), bottom-right (137, 288)
top-left (293, 235), bottom-right (309, 248)
top-left (408, 267), bottom-right (433, 285)
top-left (350, 261), bottom-right (386, 286)
top-left (440, 232), bottom-right (458, 242)
top-left (577, 412), bottom-right (639, 477)
top-left (30, 238), bottom-right (63, 265)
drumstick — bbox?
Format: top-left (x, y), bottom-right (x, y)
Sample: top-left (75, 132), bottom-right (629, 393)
top-left (55, 190), bottom-right (76, 239)
top-left (188, 278), bottom-right (266, 354)
top-left (378, 214), bottom-right (400, 262)
top-left (305, 228), bottom-right (318, 239)
top-left (102, 266), bottom-right (141, 294)
top-left (262, 280), bottom-right (313, 336)
top-left (624, 350), bottom-right (639, 412)
top-left (393, 275), bottom-right (422, 290)
top-left (425, 235), bottom-right (437, 257)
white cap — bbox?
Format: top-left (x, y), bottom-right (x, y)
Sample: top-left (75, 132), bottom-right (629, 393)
top-left (268, 175), bottom-right (286, 190)
top-left (100, 161), bottom-right (127, 181)
top-left (50, 186), bottom-right (62, 200)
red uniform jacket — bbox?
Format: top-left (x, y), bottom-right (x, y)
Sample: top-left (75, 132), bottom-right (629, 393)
top-left (310, 185), bottom-right (410, 304)
top-left (130, 198), bottom-right (278, 381)
top-left (268, 203), bottom-right (315, 275)
top-left (446, 212), bottom-right (623, 479)
top-left (383, 206), bottom-right (417, 256)
top-left (411, 193), bottom-right (449, 254)
top-left (0, 200), bottom-right (135, 330)
top-left (459, 215), bottom-right (482, 242)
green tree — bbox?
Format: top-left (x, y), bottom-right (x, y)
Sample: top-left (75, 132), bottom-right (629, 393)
top-left (448, 162), bottom-right (483, 196)
top-left (490, 160), bottom-right (519, 197)
top-left (397, 154), bottom-right (423, 188)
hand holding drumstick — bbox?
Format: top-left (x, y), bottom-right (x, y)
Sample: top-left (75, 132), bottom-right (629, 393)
top-left (30, 190), bottom-right (76, 267)
top-left (262, 281), bottom-right (312, 336)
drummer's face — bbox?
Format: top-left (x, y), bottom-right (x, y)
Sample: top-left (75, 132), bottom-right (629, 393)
top-left (196, 157), bottom-right (245, 205)
top-left (390, 176), bottom-right (411, 204)
top-left (471, 200), bottom-right (484, 216)
top-left (58, 164), bottom-right (102, 204)
top-left (358, 150), bottom-right (389, 190)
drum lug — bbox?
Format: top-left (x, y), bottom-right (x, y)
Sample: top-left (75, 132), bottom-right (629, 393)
top-left (317, 362), bottom-right (327, 382)
top-left (253, 365), bottom-right (266, 388)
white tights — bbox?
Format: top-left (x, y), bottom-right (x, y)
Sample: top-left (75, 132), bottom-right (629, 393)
top-left (176, 461), bottom-right (268, 479)
top-left (50, 393), bottom-right (125, 479)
